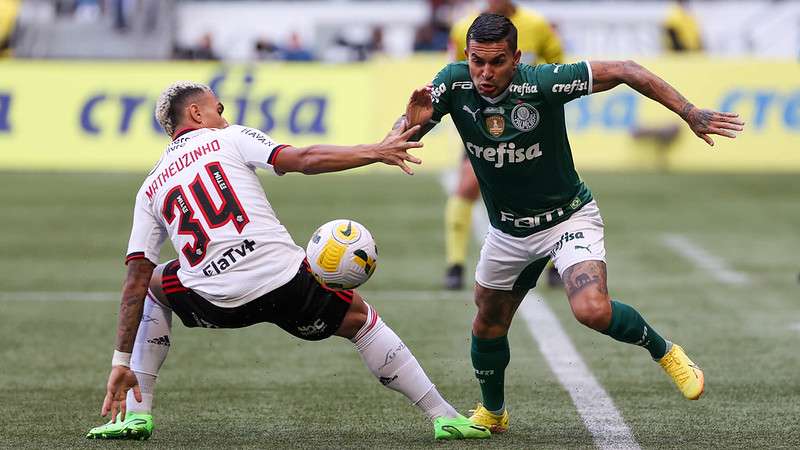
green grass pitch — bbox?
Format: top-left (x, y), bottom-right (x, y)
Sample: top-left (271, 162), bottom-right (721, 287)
top-left (1, 171), bottom-right (798, 448)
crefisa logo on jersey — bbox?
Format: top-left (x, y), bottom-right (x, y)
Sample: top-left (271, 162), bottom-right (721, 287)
top-left (509, 83), bottom-right (538, 95)
top-left (511, 103), bottom-right (539, 132)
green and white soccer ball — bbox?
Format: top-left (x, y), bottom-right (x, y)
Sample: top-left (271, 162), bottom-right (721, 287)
top-left (306, 219), bottom-right (378, 290)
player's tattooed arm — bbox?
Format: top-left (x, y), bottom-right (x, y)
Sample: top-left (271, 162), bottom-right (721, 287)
top-left (562, 260), bottom-right (609, 299)
top-left (115, 259), bottom-right (155, 353)
top-left (589, 60), bottom-right (745, 146)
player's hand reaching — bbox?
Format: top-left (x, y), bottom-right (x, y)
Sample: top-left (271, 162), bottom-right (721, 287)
top-left (682, 105), bottom-right (745, 147)
top-left (375, 125), bottom-right (424, 175)
top-left (101, 365), bottom-right (141, 422)
top-left (405, 84), bottom-right (434, 128)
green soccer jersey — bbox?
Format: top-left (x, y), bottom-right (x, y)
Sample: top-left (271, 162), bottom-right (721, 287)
top-left (430, 61), bottom-right (594, 237)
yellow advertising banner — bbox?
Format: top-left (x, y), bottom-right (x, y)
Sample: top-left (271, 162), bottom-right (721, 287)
top-left (0, 56), bottom-right (798, 172)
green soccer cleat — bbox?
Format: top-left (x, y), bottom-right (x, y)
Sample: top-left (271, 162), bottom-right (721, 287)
top-left (433, 414), bottom-right (491, 440)
top-left (86, 412), bottom-right (154, 440)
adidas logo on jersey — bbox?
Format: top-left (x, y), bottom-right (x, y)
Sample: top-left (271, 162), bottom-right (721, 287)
top-left (465, 141), bottom-right (543, 168)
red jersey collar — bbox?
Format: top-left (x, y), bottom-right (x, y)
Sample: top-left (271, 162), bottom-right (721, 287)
top-left (172, 127), bottom-right (200, 140)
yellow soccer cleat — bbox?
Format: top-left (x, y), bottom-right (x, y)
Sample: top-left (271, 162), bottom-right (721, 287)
top-left (468, 403), bottom-right (509, 433)
top-left (658, 344), bottom-right (705, 400)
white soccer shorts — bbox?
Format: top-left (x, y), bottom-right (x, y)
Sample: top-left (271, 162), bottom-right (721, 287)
top-left (475, 200), bottom-right (607, 291)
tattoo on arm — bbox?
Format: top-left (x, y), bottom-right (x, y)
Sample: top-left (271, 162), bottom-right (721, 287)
top-left (689, 108), bottom-right (714, 130)
top-left (680, 102), bottom-right (695, 121)
top-left (562, 260), bottom-right (609, 298)
top-left (392, 115), bottom-right (407, 131)
top-left (115, 259), bottom-right (155, 352)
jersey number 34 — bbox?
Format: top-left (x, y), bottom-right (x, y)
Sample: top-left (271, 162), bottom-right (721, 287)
top-left (162, 162), bottom-right (250, 266)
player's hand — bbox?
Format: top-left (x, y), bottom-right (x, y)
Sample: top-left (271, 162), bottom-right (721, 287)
top-left (683, 106), bottom-right (745, 146)
top-left (405, 84), bottom-right (434, 128)
top-left (375, 125), bottom-right (424, 175)
top-left (100, 365), bottom-right (141, 422)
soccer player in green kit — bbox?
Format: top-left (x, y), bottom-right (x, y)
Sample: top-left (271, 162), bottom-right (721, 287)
top-left (400, 13), bottom-right (745, 433)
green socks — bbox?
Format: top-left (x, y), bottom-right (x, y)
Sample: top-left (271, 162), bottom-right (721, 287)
top-left (470, 301), bottom-right (665, 413)
top-left (471, 334), bottom-right (510, 412)
top-left (602, 300), bottom-right (668, 359)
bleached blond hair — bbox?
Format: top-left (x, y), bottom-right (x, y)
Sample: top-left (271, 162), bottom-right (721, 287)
top-left (154, 81), bottom-right (212, 136)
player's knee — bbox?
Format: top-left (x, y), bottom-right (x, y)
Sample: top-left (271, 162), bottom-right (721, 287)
top-left (472, 309), bottom-right (511, 337)
top-left (570, 292), bottom-right (612, 330)
top-left (336, 308), bottom-right (368, 339)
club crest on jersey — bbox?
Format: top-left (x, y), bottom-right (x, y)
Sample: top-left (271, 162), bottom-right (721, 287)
top-left (486, 115), bottom-right (505, 137)
top-left (511, 103), bottom-right (539, 132)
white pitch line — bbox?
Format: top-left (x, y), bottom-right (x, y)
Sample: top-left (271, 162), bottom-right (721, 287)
top-left (661, 233), bottom-right (751, 285)
top-left (519, 295), bottom-right (640, 450)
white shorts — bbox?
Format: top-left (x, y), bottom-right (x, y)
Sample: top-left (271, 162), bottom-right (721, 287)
top-left (475, 200), bottom-right (606, 291)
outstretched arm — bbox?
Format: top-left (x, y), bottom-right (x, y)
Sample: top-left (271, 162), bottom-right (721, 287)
top-left (273, 125), bottom-right (423, 175)
top-left (590, 60), bottom-right (745, 146)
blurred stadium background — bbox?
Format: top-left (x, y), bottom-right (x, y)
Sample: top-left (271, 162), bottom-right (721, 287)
top-left (1, 0), bottom-right (798, 448)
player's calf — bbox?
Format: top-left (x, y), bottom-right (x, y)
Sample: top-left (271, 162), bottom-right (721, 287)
top-left (343, 293), bottom-right (488, 439)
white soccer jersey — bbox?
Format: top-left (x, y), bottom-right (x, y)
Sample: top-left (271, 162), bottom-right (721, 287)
top-left (126, 125), bottom-right (306, 307)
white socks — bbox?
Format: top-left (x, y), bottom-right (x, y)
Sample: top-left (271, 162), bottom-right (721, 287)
top-left (351, 303), bottom-right (458, 420)
top-left (126, 291), bottom-right (172, 414)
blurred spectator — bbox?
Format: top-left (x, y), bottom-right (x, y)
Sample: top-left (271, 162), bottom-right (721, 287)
top-left (328, 25), bottom-right (383, 62)
top-left (281, 32), bottom-right (314, 61)
top-left (254, 37), bottom-right (280, 61)
top-left (112, 0), bottom-right (132, 30)
top-left (49, 0), bottom-right (160, 32)
top-left (663, 0), bottom-right (703, 52)
top-left (413, 21), bottom-right (448, 52)
top-left (413, 0), bottom-right (454, 52)
top-left (173, 32), bottom-right (218, 60)
top-left (74, 0), bottom-right (102, 23)
top-left (368, 26), bottom-right (384, 55)
top-left (0, 0), bottom-right (20, 57)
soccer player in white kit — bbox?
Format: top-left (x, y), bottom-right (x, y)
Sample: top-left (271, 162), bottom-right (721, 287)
top-left (85, 81), bottom-right (490, 442)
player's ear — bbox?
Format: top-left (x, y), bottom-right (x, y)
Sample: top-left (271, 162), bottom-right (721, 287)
top-left (188, 103), bottom-right (203, 125)
top-left (513, 49), bottom-right (522, 65)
